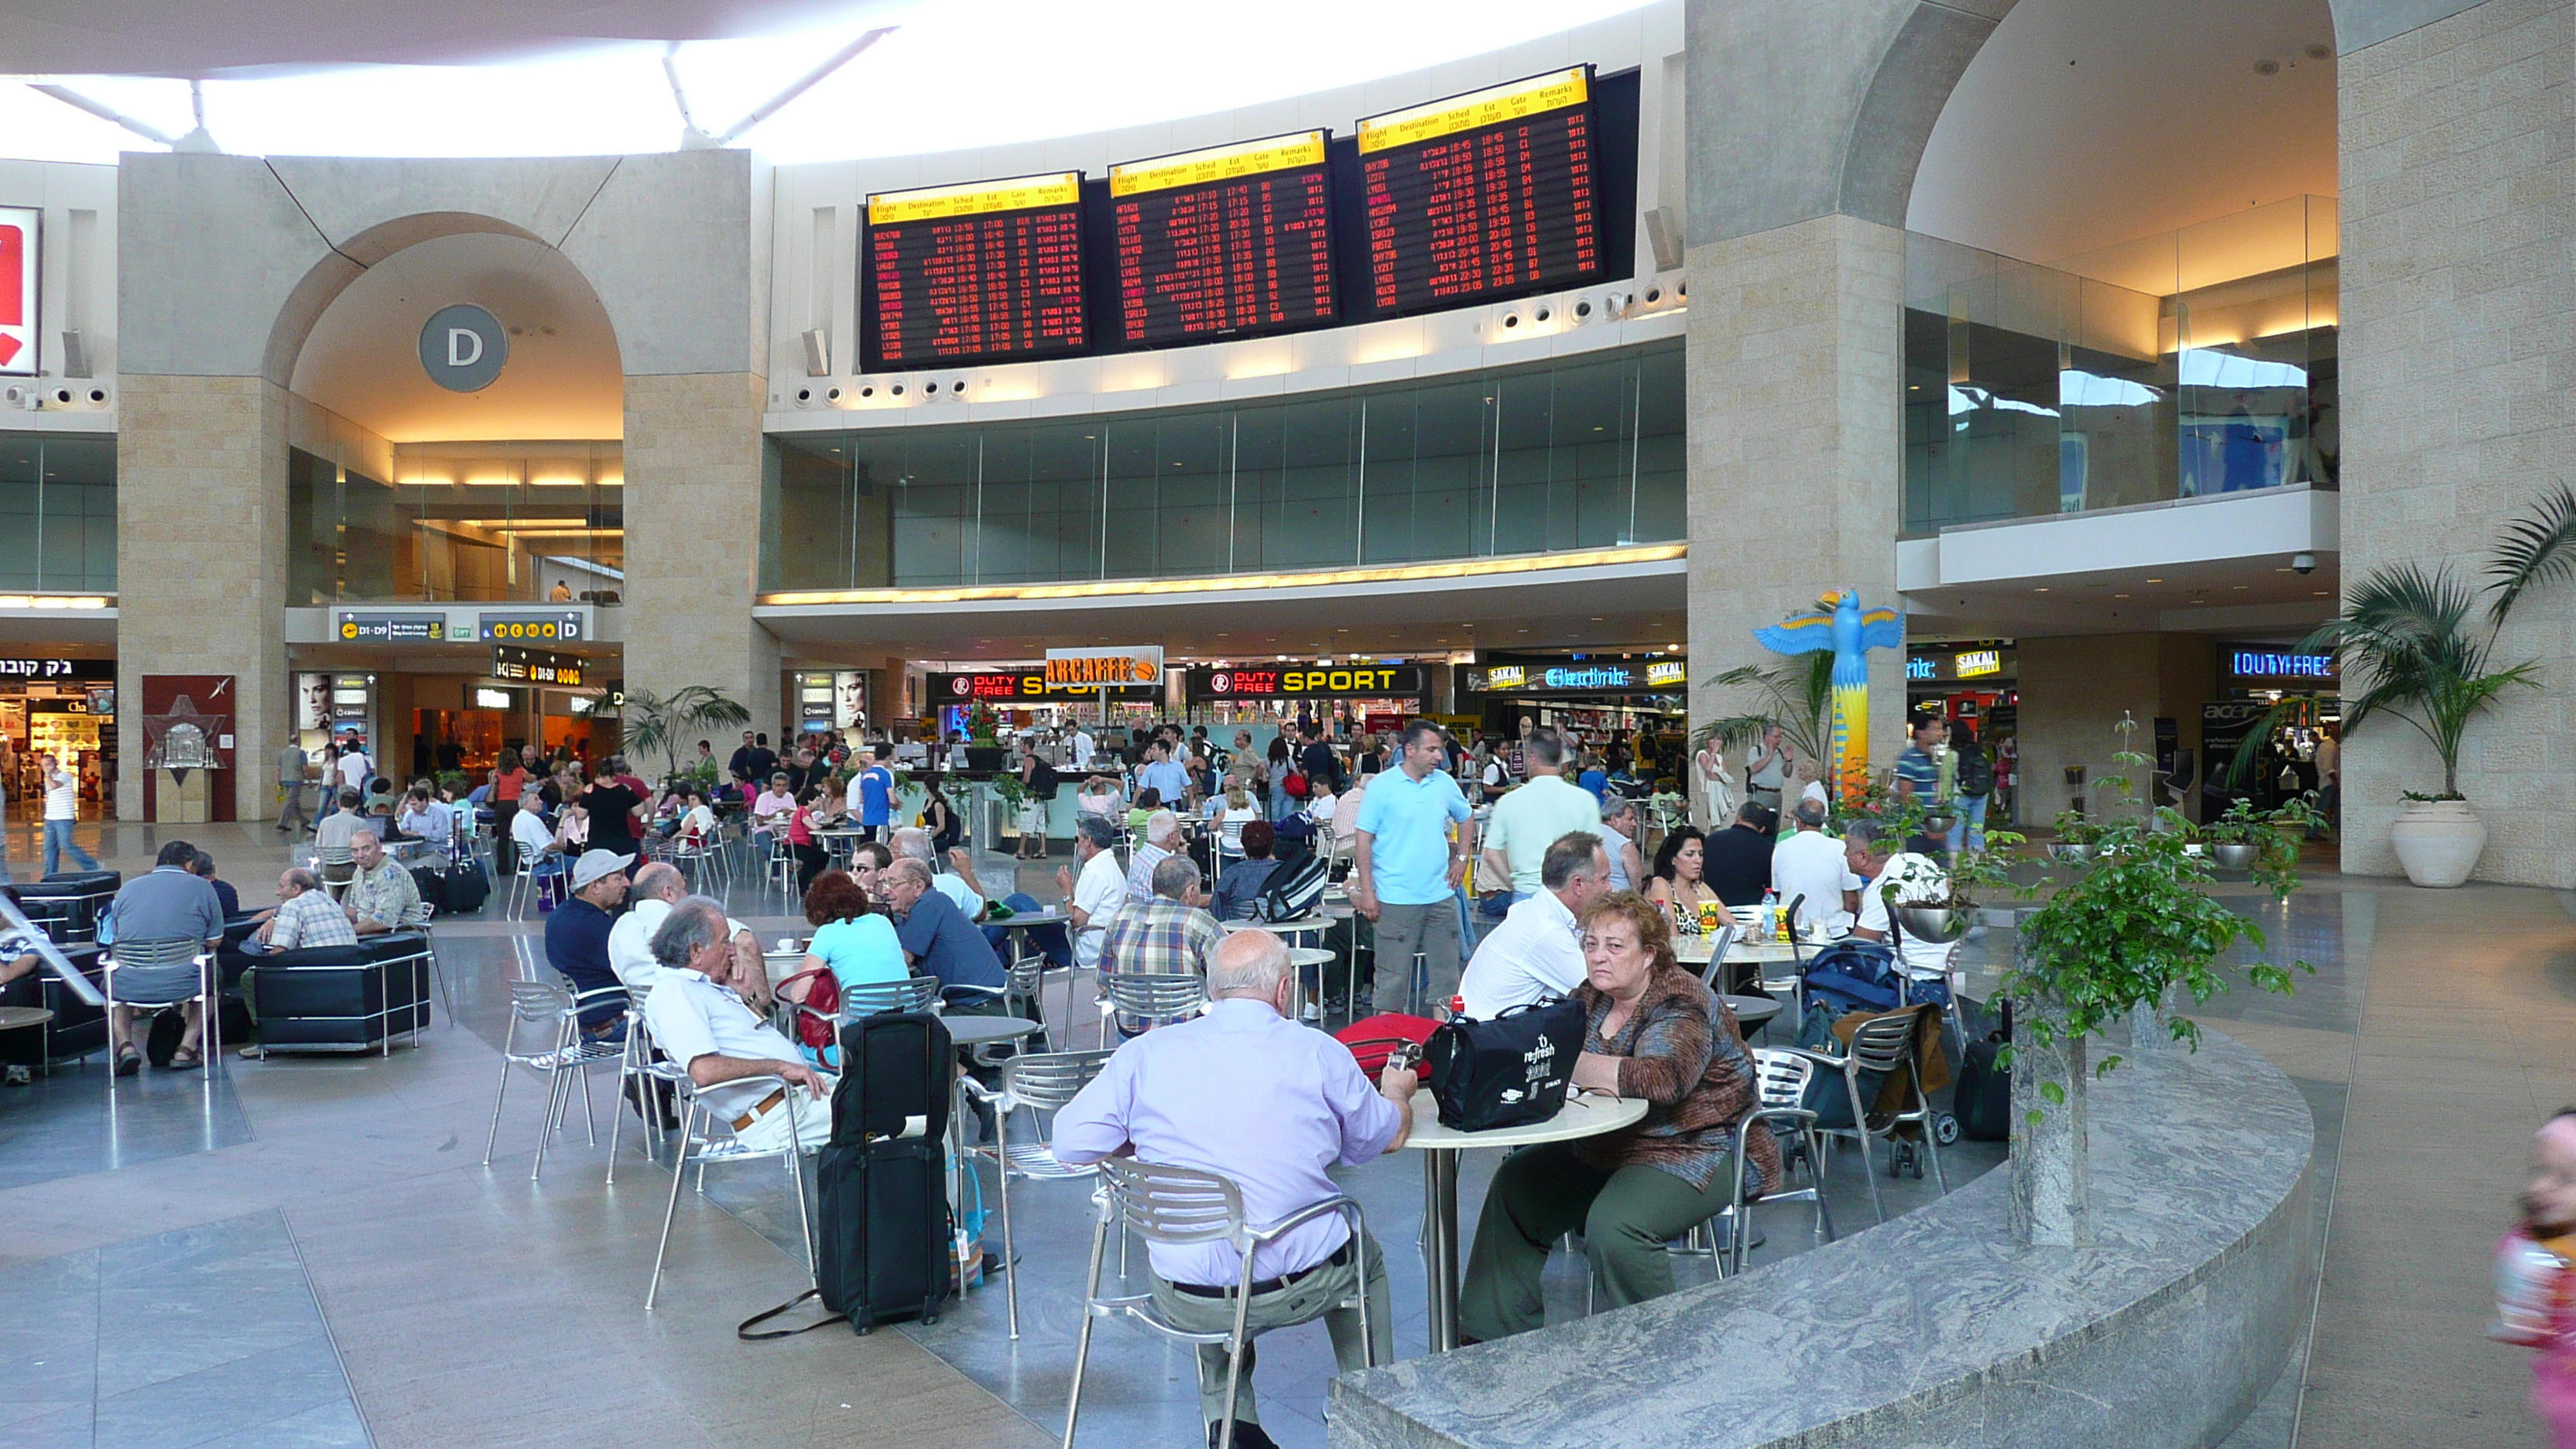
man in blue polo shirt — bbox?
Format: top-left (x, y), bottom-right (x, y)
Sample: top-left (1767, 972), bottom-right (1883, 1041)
top-left (852, 745), bottom-right (896, 841)
top-left (1350, 718), bottom-right (1473, 1018)
top-left (1893, 717), bottom-right (1943, 804)
top-left (879, 858), bottom-right (1007, 1011)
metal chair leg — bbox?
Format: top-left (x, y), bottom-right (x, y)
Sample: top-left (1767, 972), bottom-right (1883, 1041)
top-left (1062, 1212), bottom-right (1112, 1449)
top-left (997, 1099), bottom-right (1020, 1339)
top-left (1848, 1068), bottom-right (1886, 1225)
top-left (786, 1099), bottom-right (818, 1283)
top-left (481, 1019), bottom-right (517, 1165)
top-left (1917, 1081), bottom-right (1951, 1194)
top-left (646, 1100), bottom-right (697, 1310)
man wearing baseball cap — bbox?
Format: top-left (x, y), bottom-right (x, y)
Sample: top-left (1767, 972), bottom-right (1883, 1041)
top-left (544, 848), bottom-right (633, 1039)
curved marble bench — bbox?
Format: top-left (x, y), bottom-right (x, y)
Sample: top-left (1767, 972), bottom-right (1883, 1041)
top-left (1329, 1028), bottom-right (2314, 1449)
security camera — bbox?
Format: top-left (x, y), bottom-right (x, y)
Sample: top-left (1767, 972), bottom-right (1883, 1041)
top-left (2292, 553), bottom-right (2317, 574)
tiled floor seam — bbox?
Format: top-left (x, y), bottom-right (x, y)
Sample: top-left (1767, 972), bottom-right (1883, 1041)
top-left (2283, 889), bottom-right (2369, 1449)
top-left (275, 1206), bottom-right (379, 1449)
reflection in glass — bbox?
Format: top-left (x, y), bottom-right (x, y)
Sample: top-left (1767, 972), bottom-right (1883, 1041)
top-left (286, 437), bottom-right (624, 604)
top-left (0, 433), bottom-right (116, 592)
top-left (765, 341), bottom-right (1683, 591)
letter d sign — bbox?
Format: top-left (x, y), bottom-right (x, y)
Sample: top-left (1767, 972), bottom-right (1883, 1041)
top-left (420, 303), bottom-right (507, 392)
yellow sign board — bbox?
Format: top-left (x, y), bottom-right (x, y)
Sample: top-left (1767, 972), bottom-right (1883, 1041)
top-left (1954, 649), bottom-right (2002, 679)
top-left (868, 172), bottom-right (1083, 226)
top-left (1356, 67), bottom-right (1589, 155)
top-left (1110, 131), bottom-right (1329, 197)
top-left (1043, 646), bottom-right (1164, 688)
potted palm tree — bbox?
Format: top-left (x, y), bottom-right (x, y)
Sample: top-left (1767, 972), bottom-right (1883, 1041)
top-left (2242, 485), bottom-right (2576, 886)
top-left (622, 686), bottom-right (753, 784)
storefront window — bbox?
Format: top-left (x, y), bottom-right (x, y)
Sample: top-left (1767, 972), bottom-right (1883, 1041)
top-left (764, 341), bottom-right (1684, 591)
top-left (0, 433), bottom-right (116, 592)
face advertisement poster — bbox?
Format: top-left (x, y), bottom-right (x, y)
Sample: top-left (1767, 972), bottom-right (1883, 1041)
top-left (834, 671), bottom-right (866, 729)
top-left (295, 672), bottom-right (331, 731)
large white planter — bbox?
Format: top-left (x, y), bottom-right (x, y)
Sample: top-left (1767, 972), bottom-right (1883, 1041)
top-left (2388, 797), bottom-right (2486, 887)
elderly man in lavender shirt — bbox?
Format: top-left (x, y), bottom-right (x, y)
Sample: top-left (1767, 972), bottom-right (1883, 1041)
top-left (1053, 930), bottom-right (1417, 1449)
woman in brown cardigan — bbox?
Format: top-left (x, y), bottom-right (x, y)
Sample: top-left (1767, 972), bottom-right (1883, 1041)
top-left (1456, 891), bottom-right (1779, 1341)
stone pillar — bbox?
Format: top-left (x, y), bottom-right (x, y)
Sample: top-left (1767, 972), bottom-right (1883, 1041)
top-left (2337, 0), bottom-right (2576, 885)
top-left (1684, 215), bottom-right (1908, 769)
top-left (115, 375), bottom-right (289, 822)
top-left (622, 371), bottom-right (780, 737)
top-left (2015, 634), bottom-right (2216, 825)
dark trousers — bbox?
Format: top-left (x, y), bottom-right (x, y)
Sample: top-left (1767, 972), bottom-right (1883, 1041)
top-left (493, 800), bottom-right (521, 875)
top-left (793, 843), bottom-right (830, 889)
top-left (1457, 1141), bottom-right (1732, 1341)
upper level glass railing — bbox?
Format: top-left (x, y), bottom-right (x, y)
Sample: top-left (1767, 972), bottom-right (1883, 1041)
top-left (1903, 197), bottom-right (2338, 537)
top-left (761, 341), bottom-right (1684, 594)
top-left (0, 431), bottom-right (115, 593)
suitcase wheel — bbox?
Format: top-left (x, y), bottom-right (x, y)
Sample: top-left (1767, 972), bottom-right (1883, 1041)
top-left (1932, 1112), bottom-right (1961, 1146)
top-left (920, 1313), bottom-right (939, 1326)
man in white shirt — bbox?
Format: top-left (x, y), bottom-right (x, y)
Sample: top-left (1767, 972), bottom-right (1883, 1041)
top-left (640, 896), bottom-right (833, 1155)
top-left (608, 862), bottom-right (763, 1001)
top-left (1126, 810), bottom-right (1180, 904)
top-left (1596, 795), bottom-right (1645, 892)
top-left (1459, 834), bottom-right (1608, 1019)
top-left (1477, 729), bottom-right (1604, 901)
top-left (1055, 817), bottom-right (1129, 969)
top-left (335, 744), bottom-right (372, 795)
top-left (890, 826), bottom-right (985, 919)
top-left (1844, 820), bottom-right (1955, 983)
top-left (1069, 725), bottom-right (1097, 773)
top-left (1770, 798), bottom-right (1861, 935)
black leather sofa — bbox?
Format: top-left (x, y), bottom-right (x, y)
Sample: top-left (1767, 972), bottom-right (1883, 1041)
top-left (244, 932), bottom-right (434, 1055)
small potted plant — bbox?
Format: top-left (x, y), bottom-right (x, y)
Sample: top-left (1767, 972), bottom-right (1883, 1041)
top-left (2049, 820), bottom-right (2103, 865)
top-left (1831, 780), bottom-right (2019, 944)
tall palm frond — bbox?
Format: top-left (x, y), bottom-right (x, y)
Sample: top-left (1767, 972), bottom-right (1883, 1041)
top-left (2485, 483), bottom-right (2576, 629)
top-left (1691, 655), bottom-right (1833, 762)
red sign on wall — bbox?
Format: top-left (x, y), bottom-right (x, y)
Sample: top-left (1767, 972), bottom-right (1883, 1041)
top-left (0, 206), bottom-right (35, 375)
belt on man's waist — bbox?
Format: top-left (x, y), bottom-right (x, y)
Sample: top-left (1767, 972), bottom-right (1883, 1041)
top-left (1168, 1239), bottom-right (1353, 1299)
top-left (731, 1087), bottom-right (789, 1132)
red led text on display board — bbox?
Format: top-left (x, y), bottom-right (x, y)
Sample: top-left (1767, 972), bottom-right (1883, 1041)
top-left (1110, 132), bottom-right (1336, 345)
top-left (865, 173), bottom-right (1088, 367)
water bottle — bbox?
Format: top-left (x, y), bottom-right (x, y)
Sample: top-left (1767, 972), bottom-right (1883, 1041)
top-left (1759, 888), bottom-right (1778, 944)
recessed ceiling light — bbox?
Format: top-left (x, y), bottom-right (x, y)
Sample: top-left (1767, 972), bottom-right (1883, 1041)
top-left (2033, 587), bottom-right (2050, 592)
top-left (2144, 577), bottom-right (2163, 583)
top-left (2232, 584), bottom-right (2249, 591)
top-left (2313, 591), bottom-right (2329, 597)
top-left (2113, 593), bottom-right (2130, 598)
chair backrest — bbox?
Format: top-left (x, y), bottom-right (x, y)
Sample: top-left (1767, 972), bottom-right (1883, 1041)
top-left (505, 978), bottom-right (576, 1026)
top-left (1749, 1046), bottom-right (1816, 1109)
top-left (108, 936), bottom-right (204, 969)
top-left (1104, 972), bottom-right (1208, 1021)
top-left (1005, 951), bottom-right (1048, 995)
top-left (315, 843), bottom-right (355, 866)
top-left (840, 975), bottom-right (941, 1018)
top-left (1098, 1158), bottom-right (1246, 1248)
top-left (1846, 1007), bottom-right (1925, 1073)
top-left (1696, 922), bottom-right (1740, 990)
top-left (1004, 1048), bottom-right (1116, 1111)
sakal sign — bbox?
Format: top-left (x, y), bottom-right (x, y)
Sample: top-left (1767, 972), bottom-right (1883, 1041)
top-left (0, 206), bottom-right (36, 376)
top-left (1043, 646), bottom-right (1163, 688)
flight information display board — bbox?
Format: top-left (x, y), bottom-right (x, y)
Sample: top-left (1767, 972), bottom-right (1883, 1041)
top-left (865, 172), bottom-right (1088, 367)
top-left (1355, 67), bottom-right (1603, 315)
top-left (1109, 131), bottom-right (1337, 345)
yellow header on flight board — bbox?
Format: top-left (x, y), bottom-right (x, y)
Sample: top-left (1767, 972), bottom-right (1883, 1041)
top-left (1108, 131), bottom-right (1329, 197)
top-left (1356, 67), bottom-right (1588, 154)
top-left (868, 172), bottom-right (1082, 225)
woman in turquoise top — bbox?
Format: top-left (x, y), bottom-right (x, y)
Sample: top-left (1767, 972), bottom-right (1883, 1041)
top-left (783, 870), bottom-right (906, 1065)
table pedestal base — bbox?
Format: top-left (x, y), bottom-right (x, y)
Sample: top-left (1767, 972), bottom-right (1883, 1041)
top-left (1423, 1149), bottom-right (1461, 1352)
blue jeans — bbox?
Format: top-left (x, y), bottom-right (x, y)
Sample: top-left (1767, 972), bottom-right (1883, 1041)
top-left (1946, 794), bottom-right (1990, 853)
top-left (42, 818), bottom-right (98, 876)
top-left (982, 891), bottom-right (1070, 971)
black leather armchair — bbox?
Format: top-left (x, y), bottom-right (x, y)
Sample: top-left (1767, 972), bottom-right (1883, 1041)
top-left (245, 932), bottom-right (433, 1055)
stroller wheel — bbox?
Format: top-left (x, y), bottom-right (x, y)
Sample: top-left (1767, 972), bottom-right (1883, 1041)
top-left (1933, 1112), bottom-right (1961, 1146)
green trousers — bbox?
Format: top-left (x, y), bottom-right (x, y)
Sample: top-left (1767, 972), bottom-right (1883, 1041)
top-left (1456, 1140), bottom-right (1732, 1341)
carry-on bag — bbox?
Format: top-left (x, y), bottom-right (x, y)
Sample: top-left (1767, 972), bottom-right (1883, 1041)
top-left (1422, 997), bottom-right (1585, 1132)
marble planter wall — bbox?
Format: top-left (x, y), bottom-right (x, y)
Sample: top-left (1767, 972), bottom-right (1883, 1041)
top-left (1327, 1029), bottom-right (2315, 1449)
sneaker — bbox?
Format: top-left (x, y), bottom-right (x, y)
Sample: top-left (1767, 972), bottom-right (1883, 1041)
top-left (1300, 1002), bottom-right (1323, 1023)
top-left (4, 1064), bottom-right (30, 1086)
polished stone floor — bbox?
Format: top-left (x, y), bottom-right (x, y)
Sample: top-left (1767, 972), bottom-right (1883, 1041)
top-left (0, 814), bottom-right (2560, 1447)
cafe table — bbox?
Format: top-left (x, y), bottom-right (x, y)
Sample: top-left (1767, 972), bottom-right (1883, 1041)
top-left (1399, 1087), bottom-right (1648, 1352)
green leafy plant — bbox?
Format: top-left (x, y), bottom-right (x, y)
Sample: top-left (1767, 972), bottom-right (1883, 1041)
top-left (1692, 654), bottom-right (1834, 762)
top-left (434, 769), bottom-right (469, 799)
top-left (622, 687), bottom-right (753, 780)
top-left (965, 700), bottom-right (1002, 744)
top-left (2006, 714), bottom-right (2311, 1112)
top-left (1832, 776), bottom-right (2024, 916)
top-left (2230, 485), bottom-right (2576, 798)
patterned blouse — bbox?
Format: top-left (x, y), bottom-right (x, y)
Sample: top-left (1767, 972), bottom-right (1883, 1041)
top-left (1573, 965), bottom-right (1779, 1197)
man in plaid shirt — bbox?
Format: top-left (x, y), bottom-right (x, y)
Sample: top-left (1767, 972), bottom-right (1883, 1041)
top-left (1100, 855), bottom-right (1225, 1033)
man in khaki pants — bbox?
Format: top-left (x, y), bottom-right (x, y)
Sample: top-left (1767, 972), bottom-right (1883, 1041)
top-left (276, 738), bottom-right (314, 836)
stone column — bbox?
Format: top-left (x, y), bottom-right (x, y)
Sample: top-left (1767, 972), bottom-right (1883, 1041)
top-left (2336, 0), bottom-right (2576, 885)
top-left (1684, 215), bottom-right (1909, 769)
top-left (115, 375), bottom-right (290, 823)
top-left (621, 371), bottom-right (780, 736)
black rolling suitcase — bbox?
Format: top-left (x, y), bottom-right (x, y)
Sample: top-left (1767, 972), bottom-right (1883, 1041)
top-left (1955, 998), bottom-right (2013, 1142)
top-left (407, 864), bottom-right (448, 915)
top-left (441, 859), bottom-right (491, 914)
top-left (741, 1012), bottom-right (954, 1340)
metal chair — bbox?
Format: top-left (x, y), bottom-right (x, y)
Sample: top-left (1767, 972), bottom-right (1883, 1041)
top-left (503, 851), bottom-right (562, 919)
top-left (606, 982), bottom-right (667, 1186)
top-left (1788, 1004), bottom-right (1947, 1222)
top-left (1096, 972), bottom-right (1208, 1044)
top-left (958, 1047), bottom-right (1116, 1338)
top-left (766, 834), bottom-right (801, 909)
top-left (481, 979), bottom-right (631, 1180)
top-left (644, 1067), bottom-right (822, 1311)
top-left (1684, 1047), bottom-right (1836, 1275)
top-left (313, 843), bottom-right (356, 899)
top-left (100, 936), bottom-right (219, 1100)
top-left (840, 974), bottom-right (944, 1019)
top-left (1692, 922), bottom-right (1741, 995)
top-left (1064, 1159), bottom-right (1375, 1449)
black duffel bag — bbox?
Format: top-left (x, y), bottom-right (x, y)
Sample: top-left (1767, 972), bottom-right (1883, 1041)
top-left (1423, 996), bottom-right (1586, 1132)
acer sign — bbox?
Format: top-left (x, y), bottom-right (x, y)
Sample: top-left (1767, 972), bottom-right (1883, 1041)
top-left (0, 207), bottom-right (36, 376)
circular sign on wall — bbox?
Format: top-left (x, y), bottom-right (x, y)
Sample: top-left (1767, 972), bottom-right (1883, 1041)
top-left (418, 304), bottom-right (508, 392)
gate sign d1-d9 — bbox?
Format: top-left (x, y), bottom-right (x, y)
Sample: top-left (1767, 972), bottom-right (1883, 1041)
top-left (419, 303), bottom-right (508, 392)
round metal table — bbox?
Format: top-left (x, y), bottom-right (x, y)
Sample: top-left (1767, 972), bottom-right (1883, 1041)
top-left (943, 1013), bottom-right (1043, 1048)
top-left (1721, 993), bottom-right (1783, 1035)
top-left (0, 1005), bottom-right (55, 1032)
top-left (1399, 1088), bottom-right (1648, 1352)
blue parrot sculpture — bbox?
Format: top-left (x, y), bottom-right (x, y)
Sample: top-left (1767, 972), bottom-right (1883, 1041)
top-left (1752, 589), bottom-right (1904, 800)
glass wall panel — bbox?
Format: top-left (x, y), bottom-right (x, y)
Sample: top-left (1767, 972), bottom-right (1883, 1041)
top-left (286, 439), bottom-right (623, 603)
top-left (0, 433), bottom-right (117, 592)
top-left (762, 340), bottom-right (1684, 591)
top-left (1902, 198), bottom-right (2337, 536)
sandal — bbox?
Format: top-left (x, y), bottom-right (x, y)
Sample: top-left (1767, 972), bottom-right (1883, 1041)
top-left (114, 1048), bottom-right (142, 1077)
top-left (166, 1050), bottom-right (202, 1070)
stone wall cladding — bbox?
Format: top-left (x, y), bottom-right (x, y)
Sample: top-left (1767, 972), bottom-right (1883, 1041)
top-left (622, 371), bottom-right (781, 730)
top-left (1684, 214), bottom-right (1909, 772)
top-left (2336, 0), bottom-right (2575, 883)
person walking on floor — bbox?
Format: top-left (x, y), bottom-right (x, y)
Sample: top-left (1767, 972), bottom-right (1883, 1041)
top-left (1348, 718), bottom-right (1474, 1018)
top-left (276, 738), bottom-right (313, 836)
top-left (40, 755), bottom-right (98, 877)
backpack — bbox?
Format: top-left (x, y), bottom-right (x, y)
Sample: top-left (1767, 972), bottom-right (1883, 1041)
top-left (1954, 744), bottom-right (1993, 797)
top-left (1252, 850), bottom-right (1329, 922)
top-left (1800, 940), bottom-right (1903, 1014)
top-left (1029, 759), bottom-right (1060, 800)
top-left (1423, 997), bottom-right (1585, 1132)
